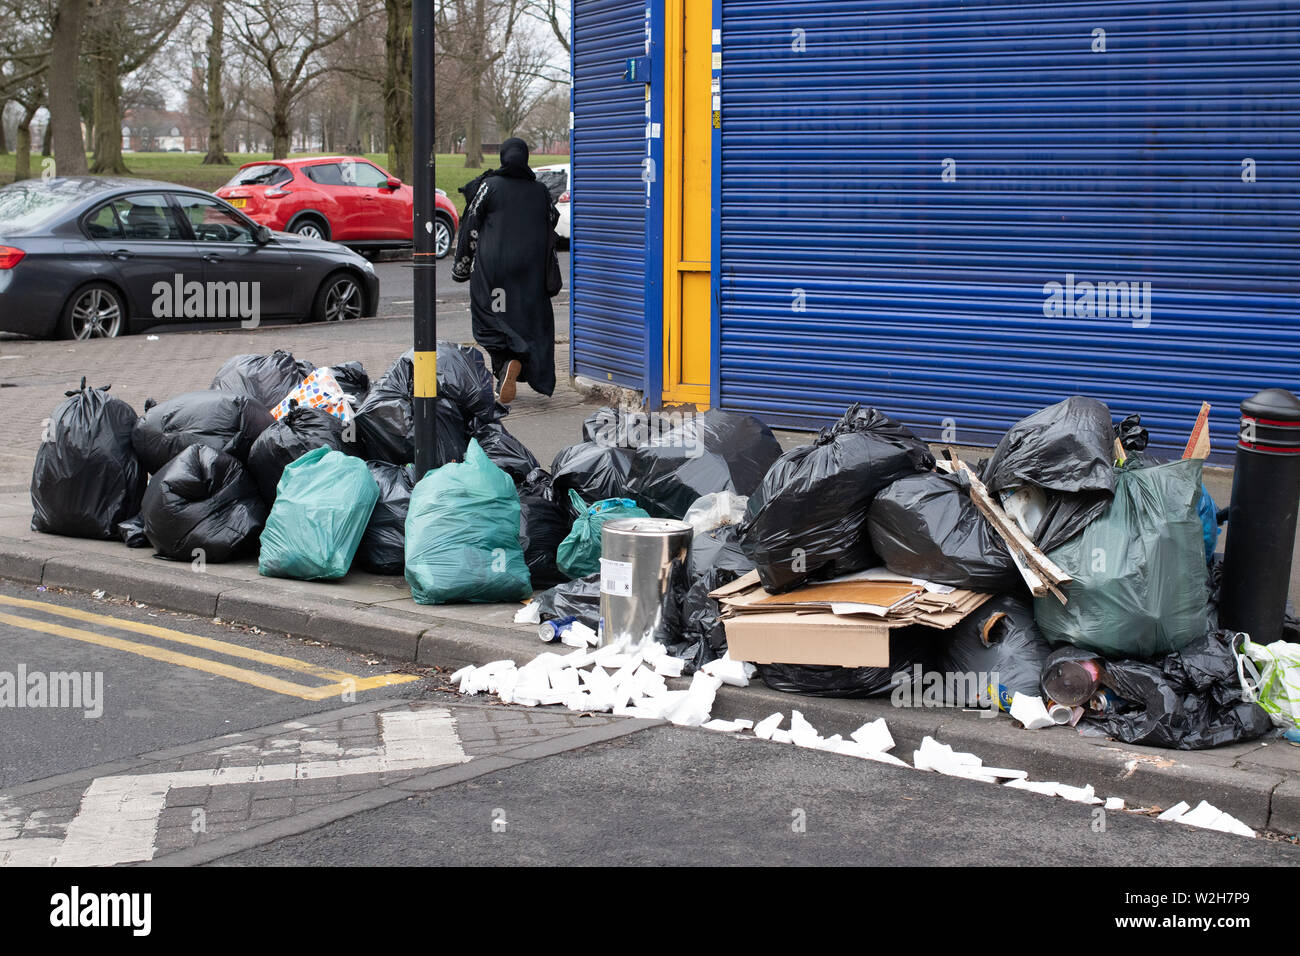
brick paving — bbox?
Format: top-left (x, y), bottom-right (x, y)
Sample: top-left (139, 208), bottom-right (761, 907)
top-left (0, 699), bottom-right (622, 866)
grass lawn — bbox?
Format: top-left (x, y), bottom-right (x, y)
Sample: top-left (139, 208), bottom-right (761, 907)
top-left (0, 151), bottom-right (568, 214)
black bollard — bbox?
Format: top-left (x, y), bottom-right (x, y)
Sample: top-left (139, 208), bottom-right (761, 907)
top-left (1219, 388), bottom-right (1300, 644)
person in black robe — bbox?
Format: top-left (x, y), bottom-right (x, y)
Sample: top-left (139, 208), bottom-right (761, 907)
top-left (451, 138), bottom-right (560, 404)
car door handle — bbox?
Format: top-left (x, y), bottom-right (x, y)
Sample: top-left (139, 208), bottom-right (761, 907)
top-left (110, 249), bottom-right (133, 260)
top-left (202, 253), bottom-right (222, 263)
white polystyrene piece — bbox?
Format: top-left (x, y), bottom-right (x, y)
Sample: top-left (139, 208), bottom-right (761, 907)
top-left (1009, 693), bottom-right (1056, 731)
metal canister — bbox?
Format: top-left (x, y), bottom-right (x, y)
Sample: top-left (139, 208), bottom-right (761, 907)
top-left (598, 517), bottom-right (693, 649)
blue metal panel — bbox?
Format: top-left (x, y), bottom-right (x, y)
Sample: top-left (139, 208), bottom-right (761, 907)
top-left (572, 0), bottom-right (653, 390)
top-left (718, 1), bottom-right (1300, 460)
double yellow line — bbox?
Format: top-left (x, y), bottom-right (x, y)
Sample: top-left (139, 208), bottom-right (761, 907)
top-left (0, 594), bottom-right (418, 700)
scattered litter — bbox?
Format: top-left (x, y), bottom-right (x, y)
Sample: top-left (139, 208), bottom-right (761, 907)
top-left (753, 713), bottom-right (784, 740)
top-left (1105, 796), bottom-right (1126, 810)
top-left (91, 589), bottom-right (105, 600)
top-left (514, 602), bottom-right (541, 625)
top-left (1009, 693), bottom-right (1056, 730)
top-left (702, 718), bottom-right (754, 733)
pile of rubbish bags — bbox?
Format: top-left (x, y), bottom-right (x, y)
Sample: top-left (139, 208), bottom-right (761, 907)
top-left (29, 346), bottom-right (544, 602)
top-left (31, 363), bottom-right (1290, 752)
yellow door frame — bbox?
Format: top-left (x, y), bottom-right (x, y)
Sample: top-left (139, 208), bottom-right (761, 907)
top-left (662, 0), bottom-right (712, 407)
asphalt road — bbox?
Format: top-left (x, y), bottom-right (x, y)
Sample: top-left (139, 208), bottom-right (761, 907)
top-left (1, 579), bottom-right (1295, 869)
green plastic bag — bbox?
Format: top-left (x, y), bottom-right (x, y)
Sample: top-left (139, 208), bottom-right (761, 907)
top-left (258, 447), bottom-right (379, 580)
top-left (1034, 458), bottom-right (1208, 659)
top-left (556, 489), bottom-right (649, 579)
top-left (405, 438), bottom-right (532, 604)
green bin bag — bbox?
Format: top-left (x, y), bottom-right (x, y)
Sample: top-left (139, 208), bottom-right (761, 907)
top-left (258, 446), bottom-right (379, 580)
top-left (405, 438), bottom-right (532, 604)
top-left (556, 489), bottom-right (649, 579)
top-left (1034, 458), bottom-right (1208, 659)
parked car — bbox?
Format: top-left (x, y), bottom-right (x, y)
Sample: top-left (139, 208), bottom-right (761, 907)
top-left (434, 188), bottom-right (458, 260)
top-left (0, 177), bottom-right (378, 339)
top-left (215, 156), bottom-right (417, 256)
top-left (534, 163), bottom-right (570, 246)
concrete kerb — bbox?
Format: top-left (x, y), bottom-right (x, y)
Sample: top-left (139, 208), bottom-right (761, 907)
top-left (3, 531), bottom-right (1296, 836)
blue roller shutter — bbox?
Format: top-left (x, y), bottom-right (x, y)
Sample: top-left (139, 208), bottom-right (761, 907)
top-left (571, 0), bottom-right (650, 389)
top-left (717, 1), bottom-right (1300, 459)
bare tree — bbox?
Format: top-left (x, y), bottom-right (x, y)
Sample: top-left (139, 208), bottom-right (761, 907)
top-left (230, 0), bottom-right (375, 159)
top-left (382, 0), bottom-right (409, 179)
top-left (85, 0), bottom-right (192, 174)
top-left (435, 0), bottom-right (525, 168)
top-left (47, 0), bottom-right (88, 175)
top-left (484, 29), bottom-right (551, 140)
top-left (201, 0), bottom-right (228, 163)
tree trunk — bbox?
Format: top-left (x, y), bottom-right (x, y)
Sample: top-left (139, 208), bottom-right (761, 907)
top-left (48, 0), bottom-right (90, 176)
top-left (0, 113), bottom-right (8, 155)
top-left (90, 38), bottom-right (129, 174)
top-left (464, 0), bottom-right (485, 168)
top-left (271, 100), bottom-right (290, 159)
top-left (41, 120), bottom-right (52, 157)
top-left (383, 0), bottom-right (411, 180)
top-left (14, 104), bottom-right (38, 181)
top-left (202, 0), bottom-right (229, 165)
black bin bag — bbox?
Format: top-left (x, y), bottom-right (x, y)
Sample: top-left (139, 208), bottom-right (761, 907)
top-left (740, 404), bottom-right (934, 593)
top-left (867, 471), bottom-right (1019, 591)
top-left (246, 403), bottom-right (351, 503)
top-left (518, 469), bottom-right (570, 588)
top-left (140, 444), bottom-right (267, 562)
top-left (31, 380), bottom-right (145, 540)
top-left (354, 344), bottom-right (499, 466)
top-left (626, 409), bottom-right (784, 519)
top-left (209, 350), bottom-right (305, 408)
top-left (934, 596), bottom-right (1052, 707)
top-left (328, 361), bottom-right (370, 405)
top-left (757, 628), bottom-right (935, 699)
top-left (355, 461), bottom-right (417, 575)
top-left (659, 567), bottom-right (739, 675)
top-left (132, 390), bottom-right (274, 474)
top-left (980, 396), bottom-right (1115, 552)
top-left (474, 421), bottom-right (540, 482)
top-left (550, 441), bottom-right (635, 510)
top-left (1085, 630), bottom-right (1274, 750)
top-left (536, 573), bottom-right (601, 628)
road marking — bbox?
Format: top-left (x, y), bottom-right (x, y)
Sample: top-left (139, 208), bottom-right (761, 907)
top-left (0, 593), bottom-right (356, 681)
top-left (0, 609), bottom-right (417, 700)
top-left (1, 708), bottom-right (468, 866)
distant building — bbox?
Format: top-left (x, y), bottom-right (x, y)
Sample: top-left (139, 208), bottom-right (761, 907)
top-left (121, 109), bottom-right (204, 152)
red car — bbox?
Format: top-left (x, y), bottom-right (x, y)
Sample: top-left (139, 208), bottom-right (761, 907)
top-left (215, 156), bottom-right (459, 259)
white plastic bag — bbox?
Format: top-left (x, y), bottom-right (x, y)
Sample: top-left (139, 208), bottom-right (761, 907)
top-left (683, 490), bottom-right (748, 534)
top-left (1235, 634), bottom-right (1300, 730)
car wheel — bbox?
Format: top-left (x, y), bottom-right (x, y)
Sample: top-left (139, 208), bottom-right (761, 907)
top-left (434, 216), bottom-right (453, 259)
top-left (59, 283), bottom-right (126, 340)
top-left (312, 272), bottom-right (364, 323)
top-left (291, 216), bottom-right (329, 241)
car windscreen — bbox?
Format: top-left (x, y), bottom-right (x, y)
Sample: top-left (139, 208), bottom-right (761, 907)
top-left (536, 169), bottom-right (567, 201)
top-left (0, 179), bottom-right (105, 233)
top-left (224, 164), bottom-right (292, 187)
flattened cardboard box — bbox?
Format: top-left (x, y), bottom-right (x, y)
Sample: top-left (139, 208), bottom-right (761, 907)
top-left (710, 571), bottom-right (993, 668)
